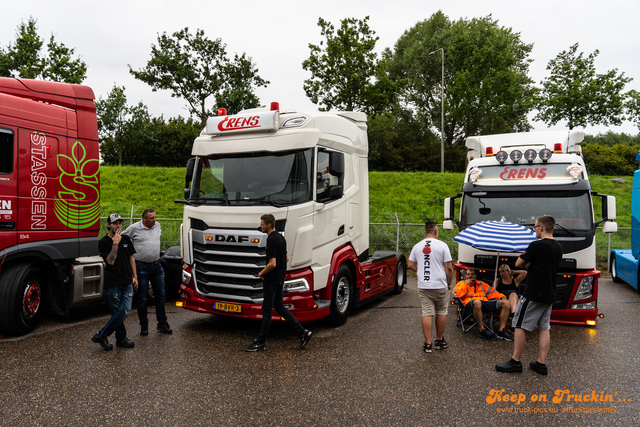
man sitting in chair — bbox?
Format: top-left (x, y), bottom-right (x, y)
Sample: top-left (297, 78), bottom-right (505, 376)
top-left (453, 268), bottom-right (513, 341)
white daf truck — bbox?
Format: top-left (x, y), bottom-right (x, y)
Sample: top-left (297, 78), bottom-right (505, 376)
top-left (176, 104), bottom-right (405, 326)
top-left (443, 129), bottom-right (617, 326)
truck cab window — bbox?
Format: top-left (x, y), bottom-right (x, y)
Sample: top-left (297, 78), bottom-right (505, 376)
top-left (316, 149), bottom-right (342, 202)
top-left (0, 129), bottom-right (13, 174)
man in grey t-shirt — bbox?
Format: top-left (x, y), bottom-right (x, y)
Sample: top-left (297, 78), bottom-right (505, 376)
top-left (122, 209), bottom-right (172, 335)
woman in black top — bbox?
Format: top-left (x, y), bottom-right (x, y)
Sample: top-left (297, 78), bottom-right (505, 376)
top-left (492, 264), bottom-right (527, 314)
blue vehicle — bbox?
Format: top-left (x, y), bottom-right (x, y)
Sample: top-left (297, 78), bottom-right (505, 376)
top-left (610, 151), bottom-right (640, 290)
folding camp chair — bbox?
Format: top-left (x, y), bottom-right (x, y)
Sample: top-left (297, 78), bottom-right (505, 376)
top-left (452, 297), bottom-right (499, 333)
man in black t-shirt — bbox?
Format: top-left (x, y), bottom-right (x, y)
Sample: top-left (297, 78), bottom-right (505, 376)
top-left (91, 213), bottom-right (138, 351)
top-left (496, 215), bottom-right (563, 375)
top-left (245, 214), bottom-right (312, 352)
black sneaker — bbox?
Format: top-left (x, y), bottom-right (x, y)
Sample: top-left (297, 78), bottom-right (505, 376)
top-left (157, 322), bottom-right (173, 334)
top-left (91, 334), bottom-right (113, 351)
top-left (116, 337), bottom-right (135, 348)
top-left (496, 329), bottom-right (514, 342)
top-left (140, 324), bottom-right (149, 336)
top-left (480, 328), bottom-right (497, 340)
top-left (423, 342), bottom-right (432, 353)
top-left (434, 337), bottom-right (448, 350)
top-left (300, 330), bottom-right (312, 349)
top-left (529, 361), bottom-right (548, 375)
top-left (244, 341), bottom-right (266, 352)
top-left (495, 359), bottom-right (523, 373)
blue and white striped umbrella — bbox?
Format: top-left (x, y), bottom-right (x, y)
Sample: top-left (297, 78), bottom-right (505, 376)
top-left (454, 220), bottom-right (537, 253)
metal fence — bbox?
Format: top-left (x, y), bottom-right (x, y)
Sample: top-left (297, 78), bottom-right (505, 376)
top-left (100, 206), bottom-right (182, 251)
top-left (102, 206), bottom-right (629, 271)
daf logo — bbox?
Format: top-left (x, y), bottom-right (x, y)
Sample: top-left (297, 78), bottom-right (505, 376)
top-left (215, 235), bottom-right (249, 243)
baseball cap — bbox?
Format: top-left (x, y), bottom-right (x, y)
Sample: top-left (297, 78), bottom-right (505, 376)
top-left (107, 213), bottom-right (124, 224)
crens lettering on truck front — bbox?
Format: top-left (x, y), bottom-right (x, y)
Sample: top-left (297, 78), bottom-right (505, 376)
top-left (30, 131), bottom-right (48, 229)
top-left (217, 115), bottom-right (260, 132)
top-left (499, 166), bottom-right (547, 180)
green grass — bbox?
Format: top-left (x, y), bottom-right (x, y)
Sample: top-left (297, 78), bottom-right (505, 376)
top-left (100, 166), bottom-right (634, 268)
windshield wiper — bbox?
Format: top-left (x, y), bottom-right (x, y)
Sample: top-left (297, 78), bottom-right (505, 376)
top-left (232, 198), bottom-right (286, 208)
top-left (188, 197), bottom-right (230, 206)
top-left (555, 223), bottom-right (576, 236)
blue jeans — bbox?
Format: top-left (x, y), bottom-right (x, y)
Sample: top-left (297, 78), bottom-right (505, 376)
top-left (98, 284), bottom-right (133, 340)
top-left (257, 283), bottom-right (305, 344)
top-left (136, 262), bottom-right (167, 325)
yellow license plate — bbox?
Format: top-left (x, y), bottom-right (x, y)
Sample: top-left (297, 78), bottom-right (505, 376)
top-left (214, 302), bottom-right (242, 313)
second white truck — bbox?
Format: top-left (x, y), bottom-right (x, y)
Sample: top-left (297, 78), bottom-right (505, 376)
top-left (444, 129), bottom-right (617, 326)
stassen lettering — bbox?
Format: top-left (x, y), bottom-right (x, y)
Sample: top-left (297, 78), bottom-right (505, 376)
top-left (217, 115), bottom-right (260, 132)
top-left (215, 235), bottom-right (249, 243)
top-left (30, 132), bottom-right (47, 229)
top-left (499, 166), bottom-right (547, 180)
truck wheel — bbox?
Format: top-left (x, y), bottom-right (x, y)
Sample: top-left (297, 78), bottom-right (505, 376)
top-left (610, 256), bottom-right (623, 283)
top-left (393, 255), bottom-right (406, 295)
top-left (0, 263), bottom-right (43, 335)
top-left (329, 265), bottom-right (352, 326)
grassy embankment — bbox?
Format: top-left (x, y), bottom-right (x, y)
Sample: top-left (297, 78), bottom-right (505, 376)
top-left (100, 166), bottom-right (633, 269)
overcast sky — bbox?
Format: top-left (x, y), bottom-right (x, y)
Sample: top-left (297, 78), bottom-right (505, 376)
top-left (4, 0), bottom-right (640, 135)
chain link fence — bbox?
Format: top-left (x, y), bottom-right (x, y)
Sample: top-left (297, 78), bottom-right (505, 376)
top-left (102, 206), bottom-right (629, 272)
top-left (100, 206), bottom-right (182, 251)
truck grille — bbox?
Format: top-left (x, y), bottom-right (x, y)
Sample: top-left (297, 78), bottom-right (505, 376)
top-left (192, 231), bottom-right (267, 303)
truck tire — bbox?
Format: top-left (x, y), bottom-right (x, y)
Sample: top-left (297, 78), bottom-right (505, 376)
top-left (0, 263), bottom-right (44, 335)
top-left (393, 255), bottom-right (406, 295)
top-left (610, 256), bottom-right (623, 283)
top-left (328, 265), bottom-right (353, 326)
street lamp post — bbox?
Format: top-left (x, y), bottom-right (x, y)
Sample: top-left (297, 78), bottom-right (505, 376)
top-left (429, 48), bottom-right (445, 173)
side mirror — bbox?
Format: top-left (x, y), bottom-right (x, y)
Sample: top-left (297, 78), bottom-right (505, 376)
top-left (328, 152), bottom-right (344, 176)
top-left (443, 220), bottom-right (454, 230)
top-left (184, 157), bottom-right (196, 200)
top-left (602, 221), bottom-right (618, 234)
top-left (605, 195), bottom-right (617, 221)
top-left (329, 185), bottom-right (343, 200)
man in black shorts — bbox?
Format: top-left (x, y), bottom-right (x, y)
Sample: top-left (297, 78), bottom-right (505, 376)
top-left (244, 214), bottom-right (312, 352)
top-left (496, 215), bottom-right (562, 375)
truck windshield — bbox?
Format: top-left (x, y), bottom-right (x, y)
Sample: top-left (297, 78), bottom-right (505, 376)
top-left (461, 190), bottom-right (593, 232)
top-left (190, 149), bottom-right (313, 206)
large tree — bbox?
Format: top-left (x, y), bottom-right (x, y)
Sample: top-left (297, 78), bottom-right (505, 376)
top-left (626, 89), bottom-right (640, 131)
top-left (302, 16), bottom-right (397, 114)
top-left (535, 43), bottom-right (631, 129)
top-left (387, 11), bottom-right (536, 145)
top-left (129, 28), bottom-right (269, 127)
top-left (96, 85), bottom-right (152, 166)
top-left (0, 17), bottom-right (87, 83)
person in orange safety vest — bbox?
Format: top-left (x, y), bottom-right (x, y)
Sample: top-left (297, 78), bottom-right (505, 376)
top-left (453, 268), bottom-right (512, 341)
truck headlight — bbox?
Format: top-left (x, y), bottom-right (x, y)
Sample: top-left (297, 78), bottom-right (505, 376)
top-left (570, 301), bottom-right (596, 310)
top-left (573, 275), bottom-right (594, 301)
top-left (283, 278), bottom-right (310, 293)
top-left (181, 269), bottom-right (192, 284)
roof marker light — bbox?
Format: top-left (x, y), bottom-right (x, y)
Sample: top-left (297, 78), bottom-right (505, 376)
top-left (486, 147), bottom-right (494, 156)
top-left (270, 102), bottom-right (279, 111)
top-left (218, 108), bottom-right (227, 116)
top-left (554, 143), bottom-right (562, 153)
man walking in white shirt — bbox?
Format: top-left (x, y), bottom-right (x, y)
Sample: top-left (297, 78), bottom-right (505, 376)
top-left (408, 221), bottom-right (453, 353)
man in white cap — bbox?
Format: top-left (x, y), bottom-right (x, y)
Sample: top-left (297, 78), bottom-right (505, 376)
top-left (91, 213), bottom-right (138, 350)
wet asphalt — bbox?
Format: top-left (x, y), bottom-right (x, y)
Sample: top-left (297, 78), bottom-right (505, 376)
top-left (1, 276), bottom-right (639, 426)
